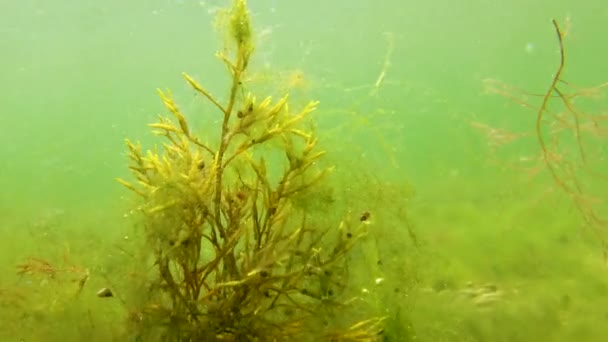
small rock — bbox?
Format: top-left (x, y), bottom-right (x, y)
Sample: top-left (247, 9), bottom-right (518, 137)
top-left (96, 287), bottom-right (113, 298)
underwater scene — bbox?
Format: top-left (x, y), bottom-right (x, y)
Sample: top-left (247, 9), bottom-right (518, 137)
top-left (2, 0), bottom-right (608, 341)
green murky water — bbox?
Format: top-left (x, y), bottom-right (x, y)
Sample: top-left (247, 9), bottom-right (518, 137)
top-left (2, 0), bottom-right (608, 341)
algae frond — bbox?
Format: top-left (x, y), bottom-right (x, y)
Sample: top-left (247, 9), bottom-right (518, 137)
top-left (117, 1), bottom-right (385, 341)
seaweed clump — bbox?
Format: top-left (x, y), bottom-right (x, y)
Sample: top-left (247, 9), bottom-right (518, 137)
top-left (117, 1), bottom-right (384, 341)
